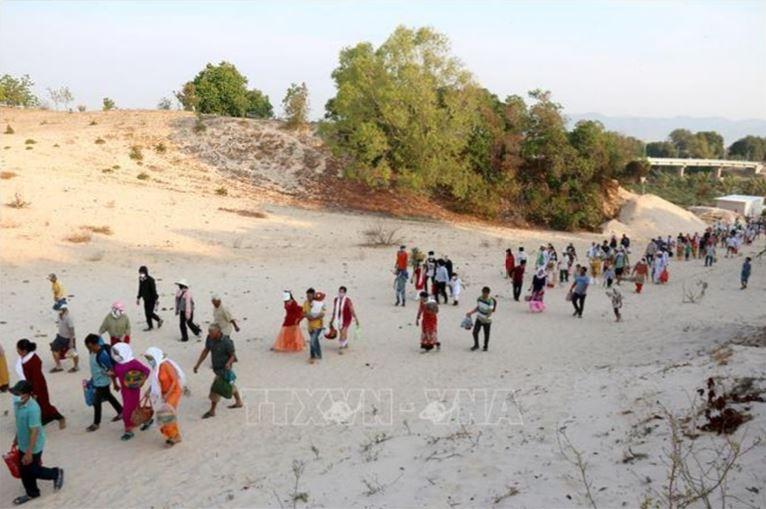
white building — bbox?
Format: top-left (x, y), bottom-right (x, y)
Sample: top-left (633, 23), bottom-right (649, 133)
top-left (714, 195), bottom-right (764, 218)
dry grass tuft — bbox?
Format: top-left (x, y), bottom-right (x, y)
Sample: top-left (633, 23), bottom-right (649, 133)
top-left (6, 193), bottom-right (30, 209)
top-left (129, 145), bottom-right (143, 161)
top-left (1, 171), bottom-right (18, 180)
top-left (218, 207), bottom-right (267, 218)
top-left (361, 223), bottom-right (402, 247)
top-left (137, 171), bottom-right (150, 180)
top-left (65, 231), bottom-right (92, 243)
top-left (89, 120), bottom-right (98, 126)
top-left (215, 186), bottom-right (228, 196)
top-left (94, 137), bottom-right (106, 144)
top-left (154, 142), bottom-right (167, 154)
top-left (82, 225), bottom-right (113, 235)
top-left (4, 124), bottom-right (14, 134)
top-left (24, 138), bottom-right (36, 145)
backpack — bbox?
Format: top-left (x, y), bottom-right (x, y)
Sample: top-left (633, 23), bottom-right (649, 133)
top-left (96, 344), bottom-right (113, 371)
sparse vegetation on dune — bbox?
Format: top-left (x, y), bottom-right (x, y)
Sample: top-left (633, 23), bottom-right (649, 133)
top-left (4, 124), bottom-right (14, 134)
top-left (129, 145), bottom-right (143, 160)
top-left (218, 207), bottom-right (266, 218)
top-left (64, 230), bottom-right (92, 243)
top-left (0, 171), bottom-right (18, 179)
top-left (215, 186), bottom-right (228, 196)
top-left (6, 192), bottom-right (30, 208)
top-left (81, 225), bottom-right (113, 235)
top-left (361, 224), bottom-right (401, 247)
top-left (136, 171), bottom-right (150, 180)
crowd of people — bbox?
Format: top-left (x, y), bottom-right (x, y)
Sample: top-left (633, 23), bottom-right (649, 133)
top-left (0, 216), bottom-right (762, 505)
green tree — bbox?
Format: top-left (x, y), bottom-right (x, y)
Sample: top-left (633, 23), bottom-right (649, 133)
top-left (646, 141), bottom-right (678, 157)
top-left (728, 136), bottom-right (766, 161)
top-left (0, 74), bottom-right (39, 107)
top-left (282, 82), bottom-right (309, 128)
top-left (696, 131), bottom-right (724, 158)
top-left (157, 97), bottom-right (173, 110)
top-left (177, 61), bottom-right (273, 118)
top-left (102, 97), bottom-right (116, 111)
top-left (47, 86), bottom-right (74, 110)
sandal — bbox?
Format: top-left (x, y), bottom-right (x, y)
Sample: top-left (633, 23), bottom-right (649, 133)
top-left (12, 495), bottom-right (32, 505)
top-left (140, 418), bottom-right (153, 431)
top-left (67, 367), bottom-right (79, 373)
top-left (120, 432), bottom-right (134, 441)
top-left (111, 414), bottom-right (122, 422)
top-left (202, 411), bottom-right (215, 419)
top-left (86, 424), bottom-right (99, 432)
top-left (49, 367), bottom-right (63, 373)
top-left (227, 404), bottom-right (243, 409)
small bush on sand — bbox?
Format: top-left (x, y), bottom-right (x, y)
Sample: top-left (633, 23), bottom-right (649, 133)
top-left (129, 145), bottom-right (143, 161)
top-left (102, 168), bottom-right (113, 174)
top-left (53, 143), bottom-right (60, 148)
top-left (4, 124), bottom-right (14, 134)
top-left (77, 105), bottom-right (86, 112)
top-left (24, 139), bottom-right (36, 145)
top-left (215, 186), bottom-right (228, 196)
top-left (94, 137), bottom-right (106, 144)
top-left (193, 116), bottom-right (206, 134)
top-left (1, 171), bottom-right (18, 179)
top-left (82, 225), bottom-right (113, 235)
top-left (361, 224), bottom-right (402, 247)
top-left (65, 231), bottom-right (92, 243)
top-left (137, 172), bottom-right (150, 180)
top-left (25, 146), bottom-right (33, 150)
top-left (6, 193), bottom-right (30, 208)
top-left (154, 142), bottom-right (167, 154)
top-left (89, 120), bottom-right (98, 126)
top-left (112, 164), bottom-right (120, 169)
top-left (218, 207), bottom-right (266, 218)
top-left (102, 97), bottom-right (116, 111)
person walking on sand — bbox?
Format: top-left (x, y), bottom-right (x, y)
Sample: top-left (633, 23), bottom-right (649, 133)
top-left (273, 291), bottom-right (305, 352)
top-left (136, 266), bottom-right (163, 331)
top-left (110, 342), bottom-right (151, 441)
top-left (395, 245), bottom-right (408, 274)
top-left (83, 334), bottom-right (122, 432)
top-left (15, 340), bottom-right (65, 428)
top-left (9, 380), bottom-right (64, 506)
top-left (174, 279), bottom-right (201, 342)
top-left (194, 323), bottom-right (243, 418)
top-left (395, 268), bottom-right (408, 306)
top-left (606, 287), bottom-right (623, 322)
top-left (466, 286), bottom-right (496, 351)
top-left (416, 292), bottom-right (440, 352)
top-left (143, 347), bottom-right (185, 447)
top-left (511, 259), bottom-right (526, 302)
top-left (49, 304), bottom-right (78, 373)
top-left (98, 301), bottom-right (131, 345)
top-left (211, 295), bottom-right (240, 338)
top-left (570, 266), bottom-right (590, 318)
top-left (47, 273), bottom-right (66, 311)
top-left (449, 272), bottom-right (462, 306)
top-left (434, 260), bottom-right (450, 304)
top-left (302, 288), bottom-right (326, 364)
top-left (330, 286), bottom-right (359, 352)
top-left (504, 249), bottom-right (515, 279)
top-left (631, 258), bottom-right (649, 294)
top-left (741, 257), bottom-right (752, 289)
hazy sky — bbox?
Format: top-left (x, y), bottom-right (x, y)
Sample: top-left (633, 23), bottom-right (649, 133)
top-left (1, 0), bottom-right (764, 119)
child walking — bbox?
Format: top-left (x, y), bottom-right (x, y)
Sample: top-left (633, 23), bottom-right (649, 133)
top-left (394, 269), bottom-right (408, 306)
top-left (415, 292), bottom-right (440, 352)
top-left (741, 257), bottom-right (752, 289)
top-left (606, 287), bottom-right (623, 322)
top-left (449, 273), bottom-right (462, 306)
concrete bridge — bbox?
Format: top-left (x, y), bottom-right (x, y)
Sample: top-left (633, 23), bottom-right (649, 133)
top-left (646, 157), bottom-right (764, 177)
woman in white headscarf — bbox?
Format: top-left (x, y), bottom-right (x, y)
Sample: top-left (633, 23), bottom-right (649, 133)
top-left (143, 347), bottom-right (185, 446)
top-left (111, 342), bottom-right (150, 441)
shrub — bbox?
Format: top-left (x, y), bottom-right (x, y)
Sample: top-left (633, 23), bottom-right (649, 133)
top-left (102, 168), bottom-right (113, 174)
top-left (218, 207), bottom-right (266, 218)
top-left (193, 116), bottom-right (206, 133)
top-left (94, 137), bottom-right (106, 144)
top-left (53, 143), bottom-right (60, 148)
top-left (137, 172), bottom-right (150, 180)
top-left (24, 138), bottom-right (36, 145)
top-left (25, 146), bottom-right (32, 150)
top-left (129, 145), bottom-right (143, 161)
top-left (77, 105), bottom-right (86, 112)
top-left (4, 124), bottom-right (13, 134)
top-left (65, 231), bottom-right (92, 243)
top-left (102, 97), bottom-right (116, 111)
top-left (89, 120), bottom-right (98, 126)
top-left (82, 225), bottom-right (113, 235)
top-left (157, 97), bottom-right (172, 110)
top-left (6, 193), bottom-right (30, 208)
top-left (112, 164), bottom-right (120, 169)
top-left (0, 171), bottom-right (18, 179)
top-left (215, 186), bottom-right (228, 196)
top-left (361, 224), bottom-right (401, 247)
top-left (154, 142), bottom-right (167, 153)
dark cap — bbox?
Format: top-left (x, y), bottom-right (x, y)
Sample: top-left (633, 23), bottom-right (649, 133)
top-left (10, 380), bottom-right (33, 395)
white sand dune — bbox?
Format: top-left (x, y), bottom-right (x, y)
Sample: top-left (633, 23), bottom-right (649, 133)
top-left (1, 109), bottom-right (764, 508)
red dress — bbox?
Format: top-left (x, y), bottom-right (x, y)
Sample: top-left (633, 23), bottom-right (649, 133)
top-left (414, 266), bottom-right (426, 290)
top-left (273, 300), bottom-right (305, 352)
top-left (22, 354), bottom-right (64, 425)
top-left (418, 302), bottom-right (439, 350)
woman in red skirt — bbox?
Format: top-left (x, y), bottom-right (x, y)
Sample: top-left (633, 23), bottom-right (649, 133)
top-left (273, 291), bottom-right (305, 352)
top-left (416, 292), bottom-right (440, 352)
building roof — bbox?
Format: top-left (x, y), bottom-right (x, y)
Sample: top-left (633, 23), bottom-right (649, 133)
top-left (715, 195), bottom-right (764, 202)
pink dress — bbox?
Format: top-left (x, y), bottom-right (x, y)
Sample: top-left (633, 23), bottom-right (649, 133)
top-left (114, 358), bottom-right (150, 430)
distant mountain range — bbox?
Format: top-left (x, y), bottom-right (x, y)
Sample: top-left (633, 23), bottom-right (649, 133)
top-left (567, 113), bottom-right (766, 146)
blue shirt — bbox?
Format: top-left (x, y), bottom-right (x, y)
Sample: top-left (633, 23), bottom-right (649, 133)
top-left (573, 275), bottom-right (590, 295)
top-left (90, 349), bottom-right (113, 387)
top-left (14, 398), bottom-right (45, 454)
